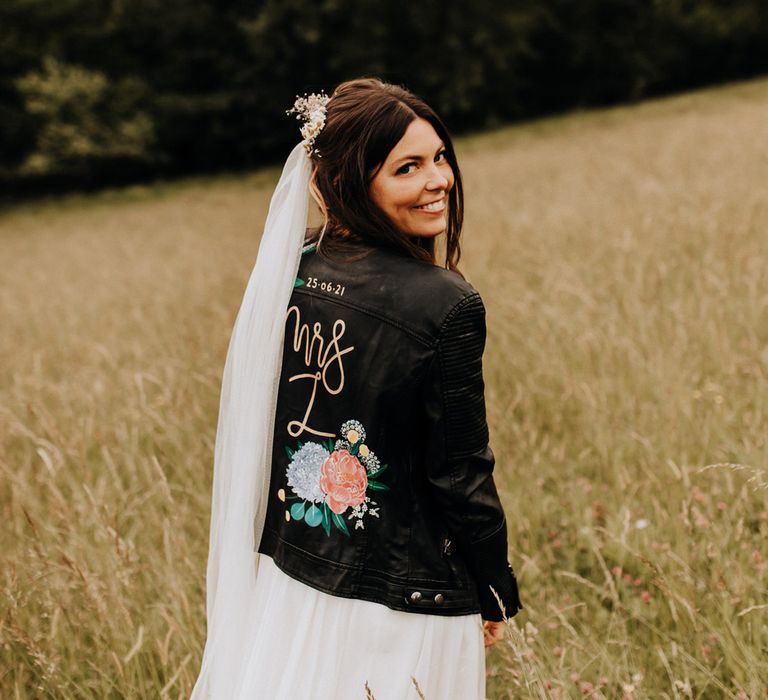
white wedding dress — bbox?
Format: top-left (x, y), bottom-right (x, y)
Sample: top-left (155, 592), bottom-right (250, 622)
top-left (232, 553), bottom-right (487, 699)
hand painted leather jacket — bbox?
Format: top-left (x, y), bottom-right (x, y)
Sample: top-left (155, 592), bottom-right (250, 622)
top-left (256, 238), bottom-right (523, 622)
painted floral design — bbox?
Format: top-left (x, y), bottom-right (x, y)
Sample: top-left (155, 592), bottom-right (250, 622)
top-left (280, 419), bottom-right (389, 536)
top-left (320, 449), bottom-right (368, 514)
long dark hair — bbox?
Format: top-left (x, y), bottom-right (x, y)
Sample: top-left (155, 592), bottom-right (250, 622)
top-left (305, 77), bottom-right (465, 273)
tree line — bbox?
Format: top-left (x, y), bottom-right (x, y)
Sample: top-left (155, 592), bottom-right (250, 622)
top-left (1, 0), bottom-right (766, 194)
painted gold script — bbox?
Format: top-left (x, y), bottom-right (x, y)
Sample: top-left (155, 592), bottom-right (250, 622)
top-left (285, 304), bottom-right (354, 438)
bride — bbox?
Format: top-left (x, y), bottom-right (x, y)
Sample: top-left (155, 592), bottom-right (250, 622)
top-left (190, 77), bottom-right (522, 699)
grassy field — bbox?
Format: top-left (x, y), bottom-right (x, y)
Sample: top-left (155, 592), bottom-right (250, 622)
top-left (1, 77), bottom-right (767, 699)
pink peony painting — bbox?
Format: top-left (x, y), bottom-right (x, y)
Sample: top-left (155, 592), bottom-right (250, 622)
top-left (319, 448), bottom-right (368, 514)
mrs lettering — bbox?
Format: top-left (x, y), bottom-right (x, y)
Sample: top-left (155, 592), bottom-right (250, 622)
top-left (284, 304), bottom-right (354, 438)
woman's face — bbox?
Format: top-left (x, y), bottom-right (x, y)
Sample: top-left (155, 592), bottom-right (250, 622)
top-left (369, 118), bottom-right (455, 238)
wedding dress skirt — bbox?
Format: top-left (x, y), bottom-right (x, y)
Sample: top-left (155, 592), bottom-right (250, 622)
top-left (232, 553), bottom-right (486, 699)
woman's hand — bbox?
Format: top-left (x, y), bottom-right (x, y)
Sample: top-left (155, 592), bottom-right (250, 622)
top-left (482, 620), bottom-right (506, 648)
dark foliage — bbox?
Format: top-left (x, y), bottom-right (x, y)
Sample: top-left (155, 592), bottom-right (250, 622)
top-left (1, 0), bottom-right (766, 193)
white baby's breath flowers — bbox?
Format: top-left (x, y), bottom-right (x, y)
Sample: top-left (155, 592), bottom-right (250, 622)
top-left (340, 419), bottom-right (366, 444)
top-left (286, 91), bottom-right (330, 157)
top-left (334, 438), bottom-right (350, 452)
top-left (361, 452), bottom-right (380, 474)
top-left (348, 496), bottom-right (379, 529)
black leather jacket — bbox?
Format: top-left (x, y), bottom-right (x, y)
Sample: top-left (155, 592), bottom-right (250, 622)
top-left (256, 238), bottom-right (522, 622)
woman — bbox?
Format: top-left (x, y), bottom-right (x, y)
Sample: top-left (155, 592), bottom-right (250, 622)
top-left (191, 77), bottom-right (522, 700)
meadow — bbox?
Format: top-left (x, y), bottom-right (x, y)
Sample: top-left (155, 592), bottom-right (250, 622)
top-left (1, 77), bottom-right (767, 699)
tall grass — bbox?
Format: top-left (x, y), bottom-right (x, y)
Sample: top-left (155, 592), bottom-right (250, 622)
top-left (2, 78), bottom-right (767, 699)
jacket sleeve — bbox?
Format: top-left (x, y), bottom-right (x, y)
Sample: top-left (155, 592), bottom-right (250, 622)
top-left (421, 291), bottom-right (522, 622)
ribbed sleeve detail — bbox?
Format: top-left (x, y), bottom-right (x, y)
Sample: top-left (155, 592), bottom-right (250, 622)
top-left (423, 290), bottom-right (523, 621)
top-left (438, 293), bottom-right (489, 458)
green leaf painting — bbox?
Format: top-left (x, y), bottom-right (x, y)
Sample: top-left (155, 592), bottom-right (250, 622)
top-left (321, 503), bottom-right (331, 537)
top-left (304, 504), bottom-right (323, 527)
top-left (368, 463), bottom-right (388, 478)
top-left (331, 511), bottom-right (350, 537)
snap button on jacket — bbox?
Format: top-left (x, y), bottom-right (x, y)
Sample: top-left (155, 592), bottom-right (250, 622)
top-left (256, 240), bottom-right (523, 622)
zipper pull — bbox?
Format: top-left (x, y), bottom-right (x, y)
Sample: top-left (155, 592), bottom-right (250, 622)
top-left (442, 537), bottom-right (452, 556)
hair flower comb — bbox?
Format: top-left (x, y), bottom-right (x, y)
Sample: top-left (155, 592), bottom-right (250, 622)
top-left (286, 91), bottom-right (330, 157)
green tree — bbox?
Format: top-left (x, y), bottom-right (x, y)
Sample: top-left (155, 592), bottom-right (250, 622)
top-left (16, 56), bottom-right (155, 175)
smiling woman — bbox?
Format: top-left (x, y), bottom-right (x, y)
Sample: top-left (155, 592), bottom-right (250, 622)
top-left (304, 77), bottom-right (466, 271)
top-left (369, 118), bottom-right (455, 238)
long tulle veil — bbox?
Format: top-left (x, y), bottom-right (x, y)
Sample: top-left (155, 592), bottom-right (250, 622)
top-left (190, 142), bottom-right (311, 698)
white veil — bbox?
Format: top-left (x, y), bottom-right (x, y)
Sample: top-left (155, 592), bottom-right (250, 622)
top-left (190, 141), bottom-right (311, 699)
